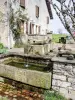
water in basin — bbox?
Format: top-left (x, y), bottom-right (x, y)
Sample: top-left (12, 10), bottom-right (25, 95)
top-left (4, 57), bottom-right (48, 72)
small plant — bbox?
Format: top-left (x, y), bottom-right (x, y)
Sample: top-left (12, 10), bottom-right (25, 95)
top-left (44, 91), bottom-right (67, 100)
top-left (35, 51), bottom-right (40, 55)
top-left (14, 42), bottom-right (24, 48)
top-left (0, 43), bottom-right (4, 49)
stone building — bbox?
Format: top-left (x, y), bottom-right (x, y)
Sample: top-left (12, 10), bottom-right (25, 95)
top-left (0, 0), bottom-right (53, 48)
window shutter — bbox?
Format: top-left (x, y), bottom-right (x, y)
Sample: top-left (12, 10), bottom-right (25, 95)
top-left (47, 17), bottom-right (49, 24)
top-left (36, 6), bottom-right (39, 18)
top-left (38, 26), bottom-right (41, 34)
top-left (26, 22), bottom-right (28, 34)
top-left (36, 25), bottom-right (38, 34)
top-left (30, 23), bottom-right (32, 34)
top-left (20, 0), bottom-right (25, 8)
top-left (32, 24), bottom-right (34, 34)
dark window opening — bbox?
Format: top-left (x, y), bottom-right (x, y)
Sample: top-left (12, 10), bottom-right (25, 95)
top-left (47, 16), bottom-right (49, 24)
top-left (36, 6), bottom-right (39, 18)
top-left (20, 0), bottom-right (25, 8)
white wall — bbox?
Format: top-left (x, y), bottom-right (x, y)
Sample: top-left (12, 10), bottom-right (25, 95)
top-left (0, 0), bottom-right (51, 48)
top-left (0, 0), bottom-right (8, 47)
top-left (26, 0), bottom-right (51, 35)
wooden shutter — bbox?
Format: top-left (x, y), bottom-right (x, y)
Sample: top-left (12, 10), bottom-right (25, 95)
top-left (32, 24), bottom-right (34, 34)
top-left (20, 0), bottom-right (25, 8)
top-left (30, 23), bottom-right (32, 34)
top-left (36, 25), bottom-right (38, 34)
top-left (26, 22), bottom-right (28, 34)
top-left (38, 26), bottom-right (41, 34)
top-left (47, 17), bottom-right (49, 24)
top-left (36, 6), bottom-right (39, 18)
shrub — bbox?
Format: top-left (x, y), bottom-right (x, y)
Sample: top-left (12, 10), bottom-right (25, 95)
top-left (44, 91), bottom-right (67, 100)
top-left (0, 43), bottom-right (4, 49)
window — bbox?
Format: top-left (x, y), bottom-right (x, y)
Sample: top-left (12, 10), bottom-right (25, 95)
top-left (26, 22), bottom-right (28, 34)
top-left (20, 0), bottom-right (25, 8)
top-left (32, 24), bottom-right (34, 34)
top-left (20, 20), bottom-right (24, 33)
top-left (38, 26), bottom-right (41, 34)
top-left (30, 23), bottom-right (32, 34)
top-left (36, 6), bottom-right (39, 18)
top-left (47, 17), bottom-right (49, 24)
top-left (36, 25), bottom-right (38, 34)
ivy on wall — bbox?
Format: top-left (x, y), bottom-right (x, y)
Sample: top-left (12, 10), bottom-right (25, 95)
top-left (9, 0), bottom-right (28, 45)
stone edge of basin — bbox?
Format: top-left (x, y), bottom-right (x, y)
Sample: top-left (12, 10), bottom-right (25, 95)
top-left (0, 54), bottom-right (52, 89)
top-left (0, 53), bottom-right (52, 60)
top-left (52, 57), bottom-right (75, 65)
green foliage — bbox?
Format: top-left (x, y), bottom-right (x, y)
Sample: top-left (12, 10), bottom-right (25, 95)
top-left (44, 91), bottom-right (67, 100)
top-left (52, 34), bottom-right (67, 43)
top-left (9, 3), bottom-right (28, 45)
top-left (35, 52), bottom-right (41, 55)
top-left (0, 11), bottom-right (4, 22)
top-left (0, 97), bottom-right (9, 100)
top-left (0, 43), bottom-right (4, 49)
top-left (0, 43), bottom-right (8, 54)
top-left (14, 42), bottom-right (24, 48)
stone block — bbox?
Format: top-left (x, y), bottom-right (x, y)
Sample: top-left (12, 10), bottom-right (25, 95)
top-left (60, 82), bottom-right (71, 88)
top-left (53, 63), bottom-right (62, 70)
top-left (52, 79), bottom-right (62, 87)
top-left (52, 79), bottom-right (71, 88)
top-left (53, 70), bottom-right (64, 75)
top-left (54, 63), bottom-right (65, 71)
top-left (68, 87), bottom-right (73, 90)
top-left (65, 65), bottom-right (73, 73)
top-left (59, 87), bottom-right (68, 97)
top-left (68, 78), bottom-right (75, 83)
top-left (64, 71), bottom-right (73, 77)
top-left (68, 90), bottom-right (75, 100)
top-left (52, 86), bottom-right (60, 91)
top-left (53, 74), bottom-right (66, 81)
top-left (69, 90), bottom-right (75, 95)
top-left (58, 63), bottom-right (65, 68)
top-left (73, 68), bottom-right (75, 74)
top-left (0, 64), bottom-right (52, 89)
top-left (53, 63), bottom-right (58, 69)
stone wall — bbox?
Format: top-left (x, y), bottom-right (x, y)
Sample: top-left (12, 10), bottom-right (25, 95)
top-left (52, 57), bottom-right (75, 100)
top-left (0, 63), bottom-right (51, 89)
top-left (26, 44), bottom-right (51, 55)
top-left (28, 33), bottom-right (52, 44)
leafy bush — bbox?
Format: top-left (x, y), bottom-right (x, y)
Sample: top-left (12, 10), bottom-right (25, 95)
top-left (14, 42), bottom-right (24, 48)
top-left (0, 43), bottom-right (4, 49)
top-left (44, 91), bottom-right (67, 100)
top-left (0, 43), bottom-right (8, 54)
top-left (35, 52), bottom-right (41, 55)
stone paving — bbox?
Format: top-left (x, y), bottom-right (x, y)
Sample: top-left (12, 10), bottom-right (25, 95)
top-left (0, 82), bottom-right (43, 100)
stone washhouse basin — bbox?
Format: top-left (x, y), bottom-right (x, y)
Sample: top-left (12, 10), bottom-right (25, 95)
top-left (0, 53), bottom-right (52, 89)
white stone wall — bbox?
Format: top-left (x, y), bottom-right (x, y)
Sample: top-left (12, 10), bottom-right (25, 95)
top-left (52, 61), bottom-right (75, 100)
top-left (0, 0), bottom-right (51, 48)
top-left (0, 63), bottom-right (51, 89)
top-left (25, 0), bottom-right (51, 35)
top-left (0, 0), bottom-right (8, 47)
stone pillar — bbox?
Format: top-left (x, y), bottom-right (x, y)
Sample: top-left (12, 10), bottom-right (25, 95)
top-left (52, 57), bottom-right (75, 100)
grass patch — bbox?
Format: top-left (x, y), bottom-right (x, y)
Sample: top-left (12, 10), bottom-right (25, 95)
top-left (52, 34), bottom-right (67, 43)
top-left (44, 91), bottom-right (67, 100)
top-left (0, 97), bottom-right (9, 100)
